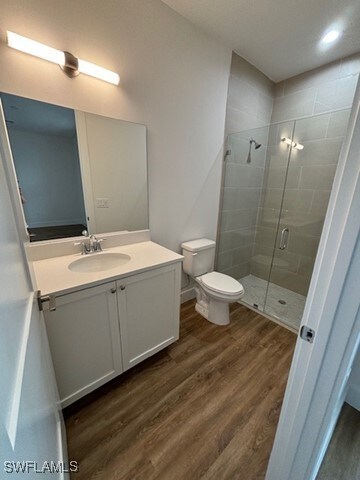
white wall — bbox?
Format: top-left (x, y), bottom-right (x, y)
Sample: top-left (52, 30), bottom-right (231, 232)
top-left (8, 128), bottom-right (86, 227)
top-left (347, 348), bottom-right (360, 411)
top-left (0, 0), bottom-right (232, 272)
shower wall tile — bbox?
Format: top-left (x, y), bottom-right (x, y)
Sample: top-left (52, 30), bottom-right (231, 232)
top-left (287, 232), bottom-right (320, 258)
top-left (222, 188), bottom-right (262, 217)
top-left (282, 188), bottom-right (314, 213)
top-left (221, 208), bottom-right (258, 232)
top-left (225, 106), bottom-right (266, 135)
top-left (262, 188), bottom-right (284, 210)
top-left (340, 53), bottom-right (360, 77)
top-left (283, 61), bottom-right (342, 96)
top-left (327, 110), bottom-right (351, 138)
top-left (267, 165), bottom-right (301, 189)
top-left (293, 114), bottom-right (330, 142)
top-left (268, 268), bottom-right (310, 296)
top-left (228, 75), bottom-right (260, 116)
top-left (271, 54), bottom-right (360, 125)
top-left (263, 54), bottom-right (360, 295)
top-left (218, 52), bottom-right (275, 278)
top-left (218, 227), bottom-right (256, 253)
top-left (221, 262), bottom-right (251, 280)
top-left (298, 255), bottom-right (316, 277)
top-left (230, 53), bottom-right (274, 97)
top-left (314, 75), bottom-right (358, 114)
top-left (271, 88), bottom-right (317, 123)
top-left (310, 190), bottom-right (332, 215)
top-left (232, 244), bottom-right (254, 265)
top-left (254, 225), bottom-right (278, 247)
top-left (299, 164), bottom-right (337, 190)
top-left (250, 261), bottom-right (270, 282)
top-left (224, 164), bottom-right (264, 188)
top-left (295, 138), bottom-right (343, 166)
top-left (218, 250), bottom-right (233, 271)
top-left (257, 93), bottom-right (274, 123)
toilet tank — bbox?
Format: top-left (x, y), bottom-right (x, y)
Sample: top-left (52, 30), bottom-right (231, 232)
top-left (181, 238), bottom-right (216, 277)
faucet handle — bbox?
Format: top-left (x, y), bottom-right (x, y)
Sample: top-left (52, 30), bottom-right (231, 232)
top-left (74, 240), bottom-right (89, 255)
top-left (82, 229), bottom-right (89, 237)
top-left (94, 238), bottom-right (105, 252)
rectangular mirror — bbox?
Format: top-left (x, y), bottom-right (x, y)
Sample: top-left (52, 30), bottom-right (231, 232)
top-left (1, 93), bottom-right (148, 242)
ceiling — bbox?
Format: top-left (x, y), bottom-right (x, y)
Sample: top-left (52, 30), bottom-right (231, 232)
top-left (162, 0), bottom-right (360, 82)
top-left (1, 93), bottom-right (76, 137)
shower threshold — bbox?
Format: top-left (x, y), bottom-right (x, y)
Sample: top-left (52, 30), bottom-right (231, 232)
top-left (239, 274), bottom-right (306, 331)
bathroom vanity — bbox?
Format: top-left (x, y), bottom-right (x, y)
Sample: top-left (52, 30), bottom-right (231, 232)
top-left (1, 91), bottom-right (184, 409)
top-left (32, 238), bottom-right (182, 407)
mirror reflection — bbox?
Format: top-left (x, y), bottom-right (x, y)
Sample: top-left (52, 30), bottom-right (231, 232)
top-left (1, 93), bottom-right (148, 242)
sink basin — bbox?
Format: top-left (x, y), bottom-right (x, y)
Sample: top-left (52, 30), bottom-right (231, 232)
top-left (69, 252), bottom-right (131, 273)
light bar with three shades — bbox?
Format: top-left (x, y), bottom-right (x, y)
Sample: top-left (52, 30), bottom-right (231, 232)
top-left (281, 137), bottom-right (304, 150)
top-left (6, 31), bottom-right (120, 86)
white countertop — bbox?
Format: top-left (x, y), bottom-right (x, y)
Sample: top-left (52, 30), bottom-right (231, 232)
top-left (33, 241), bottom-right (183, 297)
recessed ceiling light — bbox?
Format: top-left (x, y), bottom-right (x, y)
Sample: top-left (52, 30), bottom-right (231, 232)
top-left (322, 30), bottom-right (340, 44)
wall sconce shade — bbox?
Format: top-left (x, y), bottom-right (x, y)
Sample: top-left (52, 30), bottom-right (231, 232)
top-left (281, 137), bottom-right (304, 151)
top-left (6, 32), bottom-right (120, 85)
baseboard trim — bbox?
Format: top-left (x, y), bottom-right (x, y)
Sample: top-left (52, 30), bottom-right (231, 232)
top-left (346, 384), bottom-right (360, 411)
top-left (181, 287), bottom-right (195, 304)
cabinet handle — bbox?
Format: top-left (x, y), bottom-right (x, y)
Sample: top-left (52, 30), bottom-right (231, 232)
top-left (110, 288), bottom-right (117, 294)
top-left (119, 285), bottom-right (126, 291)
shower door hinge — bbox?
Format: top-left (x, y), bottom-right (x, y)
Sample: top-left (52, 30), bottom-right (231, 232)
top-left (300, 325), bottom-right (315, 344)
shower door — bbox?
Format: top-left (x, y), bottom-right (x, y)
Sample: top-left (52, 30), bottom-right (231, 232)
top-left (218, 122), bottom-right (294, 315)
top-left (264, 110), bottom-right (351, 329)
top-left (218, 109), bottom-right (350, 330)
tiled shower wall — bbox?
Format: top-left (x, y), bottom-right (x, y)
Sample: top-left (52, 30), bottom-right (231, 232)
top-left (253, 54), bottom-right (360, 295)
top-left (218, 53), bottom-right (275, 279)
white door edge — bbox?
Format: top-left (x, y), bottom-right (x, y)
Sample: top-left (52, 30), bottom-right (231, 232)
top-left (266, 77), bottom-right (360, 480)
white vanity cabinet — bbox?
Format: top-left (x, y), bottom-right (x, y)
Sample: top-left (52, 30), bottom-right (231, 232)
top-left (117, 264), bottom-right (181, 370)
top-left (43, 282), bottom-right (123, 408)
top-left (43, 262), bottom-right (181, 407)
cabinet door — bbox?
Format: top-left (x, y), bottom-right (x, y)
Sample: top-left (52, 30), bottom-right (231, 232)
top-left (44, 282), bottom-right (123, 407)
top-left (117, 263), bottom-right (181, 371)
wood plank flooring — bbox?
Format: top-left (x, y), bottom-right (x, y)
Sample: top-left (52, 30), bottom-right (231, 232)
top-left (317, 402), bottom-right (360, 480)
top-left (64, 300), bottom-right (296, 480)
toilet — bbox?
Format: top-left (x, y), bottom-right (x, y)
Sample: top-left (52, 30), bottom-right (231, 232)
top-left (181, 238), bottom-right (244, 326)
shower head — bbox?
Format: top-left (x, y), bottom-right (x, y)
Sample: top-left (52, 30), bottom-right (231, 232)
top-left (250, 139), bottom-right (262, 149)
top-left (246, 138), bottom-right (262, 163)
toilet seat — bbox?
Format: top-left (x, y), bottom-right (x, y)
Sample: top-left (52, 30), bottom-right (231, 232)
top-left (198, 271), bottom-right (244, 297)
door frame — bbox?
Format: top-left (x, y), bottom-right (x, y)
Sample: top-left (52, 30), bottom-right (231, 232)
top-left (266, 79), bottom-right (360, 479)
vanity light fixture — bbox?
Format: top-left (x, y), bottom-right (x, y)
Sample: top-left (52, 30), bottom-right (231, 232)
top-left (281, 137), bottom-right (304, 150)
top-left (6, 32), bottom-right (120, 85)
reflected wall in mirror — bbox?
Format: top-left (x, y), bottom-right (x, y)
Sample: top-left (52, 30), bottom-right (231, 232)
top-left (1, 93), bottom-right (148, 242)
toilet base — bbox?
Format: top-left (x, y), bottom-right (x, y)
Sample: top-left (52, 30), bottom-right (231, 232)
top-left (194, 285), bottom-right (231, 326)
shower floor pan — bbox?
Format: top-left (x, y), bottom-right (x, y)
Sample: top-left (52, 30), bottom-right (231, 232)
top-left (239, 274), bottom-right (306, 331)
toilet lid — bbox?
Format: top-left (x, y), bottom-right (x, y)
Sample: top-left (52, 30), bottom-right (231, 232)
top-left (200, 272), bottom-right (244, 295)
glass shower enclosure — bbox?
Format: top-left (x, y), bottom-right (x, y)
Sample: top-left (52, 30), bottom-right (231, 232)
top-left (217, 110), bottom-right (350, 330)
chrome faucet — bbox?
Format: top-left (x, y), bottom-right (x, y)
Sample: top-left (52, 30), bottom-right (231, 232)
top-left (75, 230), bottom-right (104, 254)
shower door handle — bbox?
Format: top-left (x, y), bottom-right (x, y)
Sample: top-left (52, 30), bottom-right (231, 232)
top-left (279, 228), bottom-right (289, 250)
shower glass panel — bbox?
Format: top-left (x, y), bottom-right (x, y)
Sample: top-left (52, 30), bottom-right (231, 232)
top-left (219, 122), bottom-right (294, 313)
top-left (264, 111), bottom-right (350, 329)
top-left (218, 109), bottom-right (351, 330)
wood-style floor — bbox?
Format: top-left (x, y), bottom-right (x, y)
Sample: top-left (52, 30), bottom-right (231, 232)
top-left (317, 402), bottom-right (360, 480)
top-left (64, 300), bottom-right (296, 480)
